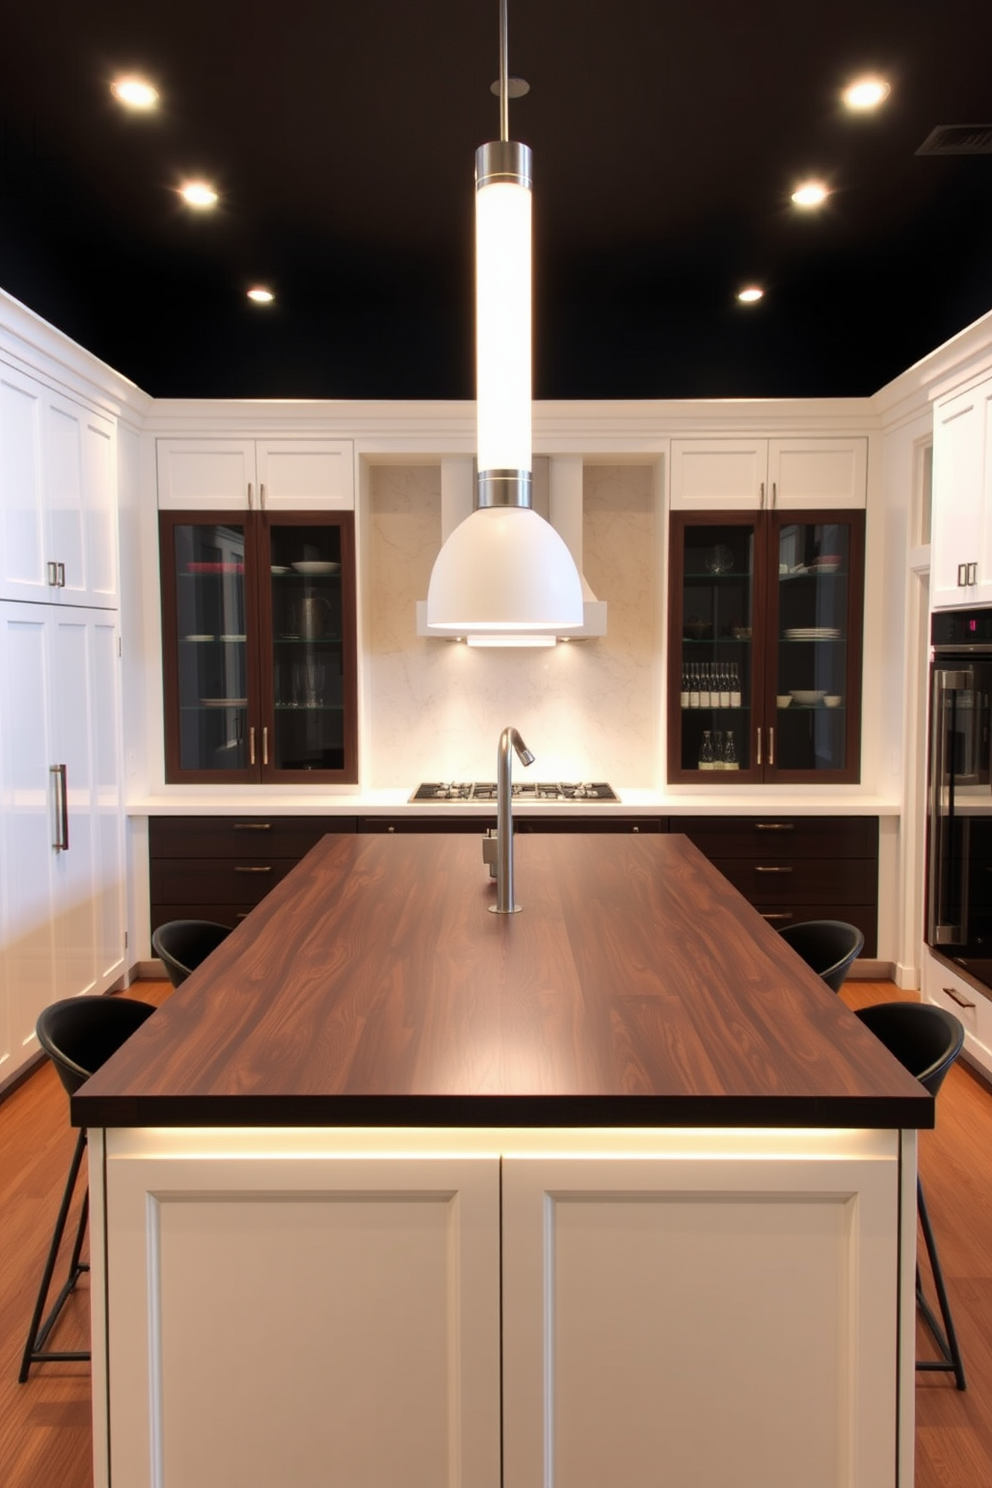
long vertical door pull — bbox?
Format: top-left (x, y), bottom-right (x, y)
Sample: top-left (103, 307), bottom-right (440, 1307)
top-left (50, 764), bottom-right (69, 851)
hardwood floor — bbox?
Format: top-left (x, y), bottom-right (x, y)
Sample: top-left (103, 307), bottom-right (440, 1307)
top-left (0, 978), bottom-right (990, 1486)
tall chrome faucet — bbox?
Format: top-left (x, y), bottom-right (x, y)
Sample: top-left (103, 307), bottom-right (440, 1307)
top-left (491, 725), bottom-right (535, 913)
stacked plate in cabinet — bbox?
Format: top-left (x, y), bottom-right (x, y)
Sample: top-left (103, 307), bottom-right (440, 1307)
top-left (784, 627), bottom-right (840, 639)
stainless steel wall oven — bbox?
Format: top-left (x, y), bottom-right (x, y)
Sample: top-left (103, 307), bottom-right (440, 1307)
top-left (927, 608), bottom-right (992, 991)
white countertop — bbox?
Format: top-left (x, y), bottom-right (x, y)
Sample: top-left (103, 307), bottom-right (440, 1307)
top-left (128, 786), bottom-right (900, 817)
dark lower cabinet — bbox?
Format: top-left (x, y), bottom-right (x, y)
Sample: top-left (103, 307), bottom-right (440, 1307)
top-left (149, 816), bottom-right (355, 932)
top-left (675, 815), bottom-right (878, 955)
top-left (149, 812), bottom-right (877, 955)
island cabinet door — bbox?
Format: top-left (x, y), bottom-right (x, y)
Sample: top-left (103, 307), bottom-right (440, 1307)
top-left (500, 1146), bottom-right (902, 1488)
top-left (99, 1147), bottom-right (502, 1488)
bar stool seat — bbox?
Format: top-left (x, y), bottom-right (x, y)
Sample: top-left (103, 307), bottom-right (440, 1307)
top-left (778, 919), bottom-right (864, 992)
top-left (151, 919), bottom-right (231, 988)
top-left (19, 995), bottom-right (157, 1382)
top-left (855, 1000), bottom-right (967, 1390)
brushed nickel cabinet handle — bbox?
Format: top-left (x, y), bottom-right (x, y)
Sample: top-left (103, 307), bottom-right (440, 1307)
top-left (755, 865), bottom-right (794, 874)
top-left (262, 726), bottom-right (269, 765)
top-left (233, 822), bottom-right (272, 831)
top-left (968, 561), bottom-right (978, 585)
top-left (234, 865), bottom-right (273, 874)
top-left (249, 727), bottom-right (256, 765)
top-left (768, 726), bottom-right (775, 766)
top-left (756, 727), bottom-right (762, 766)
top-left (755, 822), bottom-right (794, 832)
top-left (247, 481), bottom-right (254, 510)
top-left (759, 481), bottom-right (765, 510)
top-left (761, 912), bottom-right (793, 922)
top-left (631, 825), bottom-right (640, 832)
top-left (57, 562), bottom-right (66, 588)
top-left (47, 560), bottom-right (59, 587)
top-left (50, 764), bottom-right (69, 850)
top-left (259, 482), bottom-right (266, 510)
top-left (942, 985), bottom-right (976, 1010)
top-left (770, 481), bottom-right (777, 509)
top-left (958, 563), bottom-right (968, 587)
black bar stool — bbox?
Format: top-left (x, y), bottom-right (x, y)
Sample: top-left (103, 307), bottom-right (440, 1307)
top-left (778, 919), bottom-right (864, 992)
top-left (19, 995), bottom-right (157, 1383)
top-left (151, 919), bottom-right (231, 988)
top-left (855, 1000), bottom-right (967, 1390)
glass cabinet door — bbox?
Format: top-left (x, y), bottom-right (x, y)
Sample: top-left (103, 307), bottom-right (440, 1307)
top-left (166, 519), bottom-right (253, 779)
top-left (668, 509), bottom-right (863, 784)
top-left (161, 510), bottom-right (357, 784)
top-left (767, 514), bottom-right (863, 781)
top-left (668, 516), bottom-right (766, 782)
top-left (263, 518), bottom-right (353, 779)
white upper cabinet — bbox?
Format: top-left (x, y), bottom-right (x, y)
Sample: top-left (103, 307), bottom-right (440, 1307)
top-left (671, 436), bottom-right (867, 511)
top-left (930, 377), bottom-right (992, 608)
top-left (157, 438), bottom-right (355, 511)
top-left (0, 362), bottom-right (118, 607)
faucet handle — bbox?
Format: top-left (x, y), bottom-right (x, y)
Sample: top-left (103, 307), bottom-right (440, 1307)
top-left (482, 828), bottom-right (498, 877)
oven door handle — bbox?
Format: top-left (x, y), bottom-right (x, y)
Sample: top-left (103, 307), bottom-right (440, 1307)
top-left (928, 667), bottom-right (971, 945)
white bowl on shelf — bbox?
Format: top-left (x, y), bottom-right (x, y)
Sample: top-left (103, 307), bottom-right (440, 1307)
top-left (790, 689), bottom-right (826, 706)
top-left (292, 560), bottom-right (340, 576)
top-left (776, 695), bottom-right (792, 708)
top-left (824, 695), bottom-right (843, 708)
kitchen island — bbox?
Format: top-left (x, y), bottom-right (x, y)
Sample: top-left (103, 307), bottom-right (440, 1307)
top-left (76, 832), bottom-right (929, 1488)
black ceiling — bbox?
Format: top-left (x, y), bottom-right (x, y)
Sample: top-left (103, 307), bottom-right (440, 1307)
top-left (2, 0), bottom-right (991, 401)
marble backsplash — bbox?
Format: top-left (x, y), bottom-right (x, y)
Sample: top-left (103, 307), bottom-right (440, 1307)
top-left (367, 463), bottom-right (659, 786)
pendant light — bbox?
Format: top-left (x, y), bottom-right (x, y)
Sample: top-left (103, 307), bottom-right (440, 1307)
top-left (425, 0), bottom-right (583, 635)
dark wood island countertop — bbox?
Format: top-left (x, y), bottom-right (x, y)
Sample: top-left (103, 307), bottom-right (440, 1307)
top-left (74, 832), bottom-right (931, 1130)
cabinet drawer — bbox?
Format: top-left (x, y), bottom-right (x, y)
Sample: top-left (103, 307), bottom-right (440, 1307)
top-left (677, 816), bottom-right (876, 860)
top-left (150, 816), bottom-right (349, 858)
top-left (708, 857), bottom-right (876, 907)
top-left (514, 817), bottom-right (666, 834)
top-left (756, 903), bottom-right (877, 957)
top-left (151, 902), bottom-right (257, 933)
top-left (151, 858), bottom-right (303, 906)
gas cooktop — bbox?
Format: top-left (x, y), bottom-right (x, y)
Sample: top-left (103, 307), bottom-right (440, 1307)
top-left (409, 782), bottom-right (619, 803)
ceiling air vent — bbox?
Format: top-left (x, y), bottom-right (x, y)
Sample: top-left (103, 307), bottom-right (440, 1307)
top-left (916, 125), bottom-right (992, 156)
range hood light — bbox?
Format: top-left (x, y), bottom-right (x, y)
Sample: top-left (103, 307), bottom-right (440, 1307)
top-left (466, 632), bottom-right (557, 648)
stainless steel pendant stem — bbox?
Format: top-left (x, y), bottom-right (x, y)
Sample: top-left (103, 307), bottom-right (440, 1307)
top-left (499, 0), bottom-right (509, 141)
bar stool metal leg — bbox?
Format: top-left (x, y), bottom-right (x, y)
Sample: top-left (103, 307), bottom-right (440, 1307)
top-left (18, 1128), bottom-right (91, 1382)
top-left (915, 1177), bottom-right (966, 1390)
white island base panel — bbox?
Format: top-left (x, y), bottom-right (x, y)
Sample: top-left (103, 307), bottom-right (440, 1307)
top-left (89, 1124), bottom-right (917, 1488)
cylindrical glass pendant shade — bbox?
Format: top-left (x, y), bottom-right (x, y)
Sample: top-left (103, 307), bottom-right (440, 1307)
top-left (476, 142), bottom-right (532, 478)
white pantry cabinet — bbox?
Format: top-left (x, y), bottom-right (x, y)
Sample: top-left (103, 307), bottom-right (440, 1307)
top-left (670, 436), bottom-right (867, 511)
top-left (0, 603), bottom-right (126, 1086)
top-left (930, 377), bottom-right (992, 607)
top-left (0, 361), bottom-right (118, 607)
top-left (156, 438), bottom-right (355, 512)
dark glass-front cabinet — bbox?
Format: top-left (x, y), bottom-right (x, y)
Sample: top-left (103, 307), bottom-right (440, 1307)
top-left (668, 510), bottom-right (864, 783)
top-left (160, 511), bottom-right (358, 783)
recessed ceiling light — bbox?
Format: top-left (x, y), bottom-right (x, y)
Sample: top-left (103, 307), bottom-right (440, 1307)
top-left (843, 76), bottom-right (890, 111)
top-left (791, 180), bottom-right (829, 208)
top-left (737, 286), bottom-right (764, 303)
top-left (111, 75), bottom-right (159, 110)
top-left (179, 181), bottom-right (219, 209)
top-left (247, 287), bottom-right (274, 304)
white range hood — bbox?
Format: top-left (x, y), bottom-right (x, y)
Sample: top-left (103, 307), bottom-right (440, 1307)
top-left (416, 454), bottom-right (607, 642)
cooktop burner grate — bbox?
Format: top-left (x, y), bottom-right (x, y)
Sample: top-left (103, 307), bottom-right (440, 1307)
top-left (410, 782), bottom-right (619, 802)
